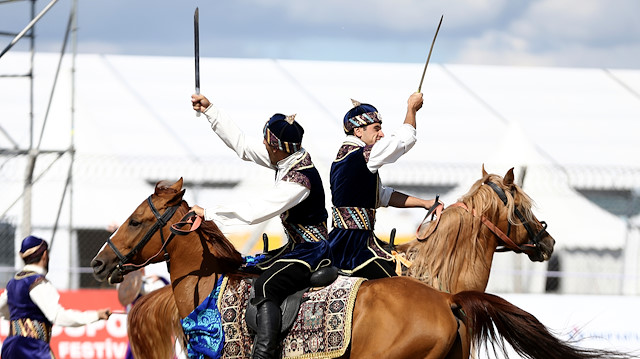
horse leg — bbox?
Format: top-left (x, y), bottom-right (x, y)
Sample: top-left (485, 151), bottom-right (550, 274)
top-left (349, 278), bottom-right (459, 359)
top-left (443, 322), bottom-right (471, 359)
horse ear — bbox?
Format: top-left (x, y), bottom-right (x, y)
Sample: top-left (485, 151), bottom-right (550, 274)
top-left (167, 189), bottom-right (186, 206)
top-left (154, 178), bottom-right (183, 196)
top-left (482, 164), bottom-right (488, 178)
top-left (504, 168), bottom-right (515, 186)
top-left (170, 178), bottom-right (183, 191)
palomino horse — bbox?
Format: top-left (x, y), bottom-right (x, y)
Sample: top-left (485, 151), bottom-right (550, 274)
top-left (91, 171), bottom-right (629, 359)
top-left (396, 165), bottom-right (555, 293)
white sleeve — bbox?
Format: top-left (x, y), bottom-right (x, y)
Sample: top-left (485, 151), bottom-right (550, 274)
top-left (30, 280), bottom-right (100, 327)
top-left (0, 290), bottom-right (8, 319)
top-left (204, 180), bottom-right (309, 226)
top-left (367, 124), bottom-right (417, 172)
top-left (204, 105), bottom-right (274, 169)
top-left (377, 183), bottom-right (395, 208)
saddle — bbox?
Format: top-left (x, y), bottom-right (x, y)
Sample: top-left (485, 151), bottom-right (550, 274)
top-left (245, 266), bottom-right (339, 334)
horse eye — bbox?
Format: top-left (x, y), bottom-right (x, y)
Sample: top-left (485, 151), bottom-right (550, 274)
top-left (129, 219), bottom-right (141, 227)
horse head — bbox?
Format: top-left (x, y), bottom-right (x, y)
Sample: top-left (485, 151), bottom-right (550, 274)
top-left (91, 178), bottom-right (187, 284)
top-left (399, 165), bottom-right (555, 293)
top-left (475, 164), bottom-right (555, 262)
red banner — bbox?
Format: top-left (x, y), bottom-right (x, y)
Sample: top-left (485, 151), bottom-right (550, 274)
top-left (1, 289), bottom-right (129, 359)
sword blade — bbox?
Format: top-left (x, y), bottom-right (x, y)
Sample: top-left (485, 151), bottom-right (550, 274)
top-left (194, 7), bottom-right (201, 116)
top-left (417, 15), bottom-right (443, 93)
top-left (194, 7), bottom-right (200, 95)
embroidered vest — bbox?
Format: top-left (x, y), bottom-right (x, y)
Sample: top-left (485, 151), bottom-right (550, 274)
top-left (280, 153), bottom-right (328, 242)
top-left (330, 143), bottom-right (379, 209)
top-left (6, 271), bottom-right (50, 325)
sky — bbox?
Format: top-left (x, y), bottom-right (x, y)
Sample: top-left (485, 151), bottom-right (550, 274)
top-left (1, 0), bottom-right (640, 69)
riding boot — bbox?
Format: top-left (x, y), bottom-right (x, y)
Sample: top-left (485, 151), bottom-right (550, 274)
top-left (251, 299), bottom-right (281, 359)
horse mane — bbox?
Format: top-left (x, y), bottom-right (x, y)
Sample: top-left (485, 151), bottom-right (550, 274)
top-left (154, 179), bottom-right (244, 271)
top-left (177, 201), bottom-right (244, 272)
top-left (399, 172), bottom-right (536, 292)
top-left (128, 286), bottom-right (182, 359)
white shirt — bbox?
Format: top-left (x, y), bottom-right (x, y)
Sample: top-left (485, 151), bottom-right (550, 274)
top-left (0, 264), bottom-right (100, 327)
top-left (201, 105), bottom-right (310, 227)
top-left (343, 123), bottom-right (417, 208)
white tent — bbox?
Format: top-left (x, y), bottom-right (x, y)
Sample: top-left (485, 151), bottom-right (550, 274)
top-left (1, 51), bottom-right (639, 290)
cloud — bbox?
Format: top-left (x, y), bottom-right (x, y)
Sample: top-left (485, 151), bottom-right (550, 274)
top-left (1, 0), bottom-right (638, 68)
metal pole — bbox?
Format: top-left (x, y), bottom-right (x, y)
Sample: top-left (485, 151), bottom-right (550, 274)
top-left (21, 0), bottom-right (37, 240)
top-left (70, 0), bottom-right (78, 288)
top-left (0, 0), bottom-right (60, 58)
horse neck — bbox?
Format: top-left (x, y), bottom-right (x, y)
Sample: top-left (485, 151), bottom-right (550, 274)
top-left (451, 215), bottom-right (502, 293)
top-left (165, 231), bottom-right (223, 318)
top-left (406, 205), bottom-right (501, 294)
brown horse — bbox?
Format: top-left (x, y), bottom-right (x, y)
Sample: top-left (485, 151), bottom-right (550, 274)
top-left (91, 171), bottom-right (629, 359)
top-left (396, 165), bottom-right (555, 293)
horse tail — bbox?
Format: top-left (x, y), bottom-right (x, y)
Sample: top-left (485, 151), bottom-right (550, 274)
top-left (128, 285), bottom-right (183, 359)
top-left (450, 291), bottom-right (633, 359)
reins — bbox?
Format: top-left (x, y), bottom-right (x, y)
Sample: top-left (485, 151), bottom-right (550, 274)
top-left (448, 202), bottom-right (535, 254)
top-left (107, 196), bottom-right (202, 275)
top-left (414, 182), bottom-right (547, 256)
top-left (415, 195), bottom-right (443, 240)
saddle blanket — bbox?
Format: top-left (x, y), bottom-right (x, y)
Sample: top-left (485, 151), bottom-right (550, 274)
top-left (217, 274), bottom-right (365, 359)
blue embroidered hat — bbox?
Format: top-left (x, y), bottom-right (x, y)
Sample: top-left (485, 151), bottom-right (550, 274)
top-left (343, 99), bottom-right (382, 134)
top-left (263, 113), bottom-right (304, 153)
top-left (20, 235), bottom-right (48, 259)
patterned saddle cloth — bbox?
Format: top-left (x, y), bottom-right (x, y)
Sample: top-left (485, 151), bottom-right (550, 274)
top-left (218, 274), bottom-right (365, 359)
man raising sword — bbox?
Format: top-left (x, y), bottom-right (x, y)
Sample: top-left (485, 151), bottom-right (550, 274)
top-left (327, 15), bottom-right (444, 279)
top-left (188, 10), bottom-right (331, 359)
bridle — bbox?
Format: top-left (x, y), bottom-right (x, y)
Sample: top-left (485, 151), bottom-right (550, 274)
top-left (416, 181), bottom-right (548, 255)
top-left (106, 195), bottom-right (201, 276)
top-left (483, 181), bottom-right (548, 253)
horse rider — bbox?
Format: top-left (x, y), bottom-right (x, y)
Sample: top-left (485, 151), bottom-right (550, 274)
top-left (328, 93), bottom-right (440, 279)
top-left (190, 94), bottom-right (331, 359)
top-left (0, 235), bottom-right (111, 359)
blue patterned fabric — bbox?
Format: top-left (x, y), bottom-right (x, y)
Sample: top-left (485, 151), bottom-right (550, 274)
top-left (343, 102), bottom-right (381, 134)
top-left (243, 254), bottom-right (266, 267)
top-left (180, 275), bottom-right (225, 359)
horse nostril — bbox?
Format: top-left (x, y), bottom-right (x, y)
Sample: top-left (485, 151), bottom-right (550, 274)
top-left (90, 258), bottom-right (103, 269)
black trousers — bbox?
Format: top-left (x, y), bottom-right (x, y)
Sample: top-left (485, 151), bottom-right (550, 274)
top-left (253, 261), bottom-right (311, 305)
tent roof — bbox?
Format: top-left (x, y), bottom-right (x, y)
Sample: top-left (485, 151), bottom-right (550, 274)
top-left (1, 52), bottom-right (639, 250)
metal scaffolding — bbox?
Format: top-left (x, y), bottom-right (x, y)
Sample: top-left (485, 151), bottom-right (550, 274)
top-left (0, 0), bottom-right (78, 255)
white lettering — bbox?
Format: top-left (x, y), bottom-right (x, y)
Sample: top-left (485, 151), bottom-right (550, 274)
top-left (52, 325), bottom-right (63, 336)
top-left (58, 341), bottom-right (69, 357)
top-left (64, 325), bottom-right (86, 338)
top-left (113, 339), bottom-right (128, 357)
top-left (70, 341), bottom-right (82, 358)
top-left (85, 320), bottom-right (105, 337)
top-left (93, 340), bottom-right (105, 359)
top-left (1, 319), bottom-right (9, 336)
top-left (106, 315), bottom-right (128, 337)
top-left (106, 338), bottom-right (113, 358)
top-left (56, 339), bottom-right (128, 359)
top-left (83, 341), bottom-right (98, 358)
